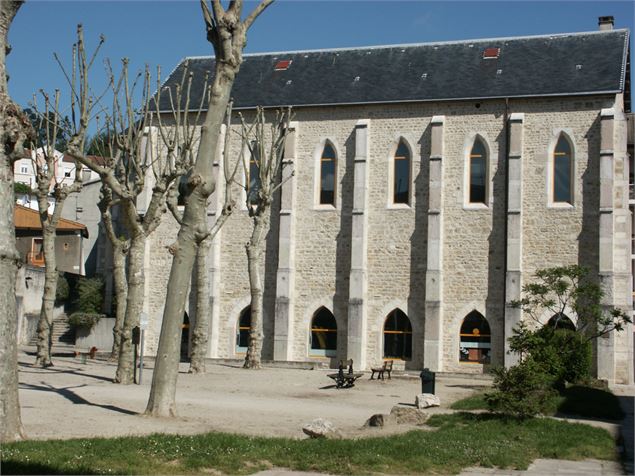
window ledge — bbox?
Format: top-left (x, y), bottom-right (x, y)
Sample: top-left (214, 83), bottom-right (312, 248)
top-left (386, 203), bottom-right (411, 210)
top-left (313, 204), bottom-right (338, 212)
top-left (547, 202), bottom-right (575, 210)
top-left (463, 203), bottom-right (489, 210)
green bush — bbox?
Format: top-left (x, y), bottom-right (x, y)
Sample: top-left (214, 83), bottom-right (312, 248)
top-left (528, 327), bottom-right (592, 387)
top-left (485, 359), bottom-right (558, 418)
top-left (14, 182), bottom-right (31, 195)
top-left (74, 276), bottom-right (104, 314)
top-left (55, 273), bottom-right (70, 304)
top-left (68, 312), bottom-right (104, 330)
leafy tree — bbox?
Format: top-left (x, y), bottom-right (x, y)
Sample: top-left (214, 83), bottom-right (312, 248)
top-left (486, 265), bottom-right (631, 417)
top-left (511, 265), bottom-right (631, 338)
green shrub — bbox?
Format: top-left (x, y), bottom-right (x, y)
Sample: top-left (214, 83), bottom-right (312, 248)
top-left (14, 182), bottom-right (31, 195)
top-left (528, 327), bottom-right (592, 387)
top-left (55, 273), bottom-right (70, 304)
top-left (68, 312), bottom-right (104, 329)
top-left (74, 276), bottom-right (104, 314)
top-left (485, 359), bottom-right (558, 418)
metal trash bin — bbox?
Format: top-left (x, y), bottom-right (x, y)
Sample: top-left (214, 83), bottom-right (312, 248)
top-left (420, 368), bottom-right (436, 394)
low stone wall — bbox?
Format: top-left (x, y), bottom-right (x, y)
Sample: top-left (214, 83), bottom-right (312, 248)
top-left (75, 317), bottom-right (114, 352)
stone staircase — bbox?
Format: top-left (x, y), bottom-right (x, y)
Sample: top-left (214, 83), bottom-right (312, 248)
top-left (28, 315), bottom-right (75, 346)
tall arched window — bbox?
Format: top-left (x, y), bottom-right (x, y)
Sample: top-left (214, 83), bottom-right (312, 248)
top-left (236, 306), bottom-right (251, 353)
top-left (553, 134), bottom-right (573, 204)
top-left (468, 137), bottom-right (488, 204)
top-left (393, 140), bottom-right (410, 204)
top-left (247, 142), bottom-right (260, 205)
top-left (547, 313), bottom-right (576, 331)
top-left (319, 142), bottom-right (336, 205)
top-left (383, 309), bottom-right (412, 360)
top-left (310, 307), bottom-right (337, 357)
top-left (459, 311), bottom-right (491, 363)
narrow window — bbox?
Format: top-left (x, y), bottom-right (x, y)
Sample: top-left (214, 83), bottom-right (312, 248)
top-left (319, 143), bottom-right (336, 205)
top-left (310, 307), bottom-right (337, 357)
top-left (247, 142), bottom-right (261, 205)
top-left (459, 311), bottom-right (491, 363)
top-left (181, 312), bottom-right (190, 362)
top-left (236, 306), bottom-right (251, 353)
top-left (469, 138), bottom-right (487, 204)
top-left (553, 134), bottom-right (572, 204)
top-left (383, 309), bottom-right (412, 360)
top-left (393, 140), bottom-right (410, 204)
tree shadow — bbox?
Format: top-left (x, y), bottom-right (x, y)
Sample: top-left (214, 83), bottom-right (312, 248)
top-left (617, 395), bottom-right (634, 475)
top-left (0, 461), bottom-right (98, 475)
top-left (18, 362), bottom-right (114, 383)
top-left (19, 382), bottom-right (138, 416)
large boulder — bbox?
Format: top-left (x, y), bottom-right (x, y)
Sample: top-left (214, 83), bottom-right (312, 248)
top-left (416, 393), bottom-right (440, 409)
top-left (302, 418), bottom-right (341, 439)
top-left (390, 405), bottom-right (429, 425)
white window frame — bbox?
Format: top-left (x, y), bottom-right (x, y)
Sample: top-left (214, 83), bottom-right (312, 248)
top-left (463, 133), bottom-right (492, 209)
top-left (547, 129), bottom-right (576, 209)
top-left (313, 138), bottom-right (339, 210)
top-left (386, 135), bottom-right (415, 209)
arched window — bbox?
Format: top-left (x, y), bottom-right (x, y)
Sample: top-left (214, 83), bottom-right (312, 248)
top-left (319, 142), bottom-right (336, 205)
top-left (383, 309), bottom-right (412, 360)
top-left (393, 140), bottom-right (410, 204)
top-left (310, 307), bottom-right (337, 357)
top-left (547, 313), bottom-right (576, 331)
top-left (236, 306), bottom-right (251, 353)
top-left (468, 137), bottom-right (488, 204)
top-left (459, 311), bottom-right (491, 363)
top-left (553, 134), bottom-right (573, 204)
top-left (247, 141), bottom-right (260, 205)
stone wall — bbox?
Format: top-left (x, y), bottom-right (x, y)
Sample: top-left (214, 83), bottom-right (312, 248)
top-left (142, 94), bottom-right (632, 383)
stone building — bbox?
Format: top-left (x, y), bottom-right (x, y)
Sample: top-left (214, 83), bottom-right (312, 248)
top-left (141, 17), bottom-right (633, 384)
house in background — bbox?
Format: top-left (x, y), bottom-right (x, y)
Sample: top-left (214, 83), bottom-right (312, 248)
top-left (13, 148), bottom-right (100, 212)
top-left (14, 204), bottom-right (88, 275)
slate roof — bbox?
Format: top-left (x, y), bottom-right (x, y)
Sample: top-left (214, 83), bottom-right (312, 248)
top-left (156, 29), bottom-right (630, 111)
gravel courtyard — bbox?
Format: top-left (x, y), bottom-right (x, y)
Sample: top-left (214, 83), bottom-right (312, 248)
top-left (16, 347), bottom-right (488, 441)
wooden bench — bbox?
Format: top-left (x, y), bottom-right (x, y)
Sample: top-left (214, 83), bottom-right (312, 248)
top-left (370, 360), bottom-right (393, 380)
top-left (327, 359), bottom-right (363, 388)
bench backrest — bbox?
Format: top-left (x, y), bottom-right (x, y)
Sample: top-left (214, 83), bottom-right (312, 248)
top-left (384, 360), bottom-right (393, 370)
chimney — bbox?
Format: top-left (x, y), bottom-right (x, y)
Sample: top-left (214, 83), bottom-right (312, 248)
top-left (598, 16), bottom-right (614, 31)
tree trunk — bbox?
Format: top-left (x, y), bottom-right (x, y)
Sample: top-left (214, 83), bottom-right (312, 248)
top-left (114, 235), bottom-right (145, 384)
top-left (110, 245), bottom-right (128, 360)
top-left (34, 225), bottom-right (58, 367)
top-left (0, 0), bottom-right (25, 442)
top-left (243, 212), bottom-right (269, 369)
top-left (145, 76), bottom-right (232, 417)
top-left (189, 239), bottom-right (210, 373)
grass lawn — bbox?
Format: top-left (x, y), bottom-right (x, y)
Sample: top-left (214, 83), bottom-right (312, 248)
top-left (1, 413), bottom-right (617, 475)
top-left (450, 385), bottom-right (625, 421)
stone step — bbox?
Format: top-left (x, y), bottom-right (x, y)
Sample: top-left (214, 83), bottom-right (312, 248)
top-left (28, 316), bottom-right (75, 345)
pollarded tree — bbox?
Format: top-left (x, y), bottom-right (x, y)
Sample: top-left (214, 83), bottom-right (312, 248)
top-left (165, 108), bottom-right (240, 374)
top-left (0, 0), bottom-right (30, 442)
top-left (63, 53), bottom-right (208, 384)
top-left (145, 0), bottom-right (273, 417)
top-left (30, 34), bottom-right (102, 366)
top-left (240, 107), bottom-right (291, 369)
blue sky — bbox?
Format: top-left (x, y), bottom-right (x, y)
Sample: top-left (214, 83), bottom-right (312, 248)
top-left (7, 0), bottom-right (634, 110)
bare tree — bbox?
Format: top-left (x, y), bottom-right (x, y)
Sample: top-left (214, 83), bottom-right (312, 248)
top-left (240, 107), bottom-right (290, 369)
top-left (165, 112), bottom-right (240, 374)
top-left (30, 103), bottom-right (84, 368)
top-left (145, 0), bottom-right (273, 417)
top-left (63, 54), bottom-right (208, 384)
top-left (97, 184), bottom-right (129, 360)
top-left (0, 0), bottom-right (28, 442)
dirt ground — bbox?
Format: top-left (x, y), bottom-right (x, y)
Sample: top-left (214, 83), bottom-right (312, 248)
top-left (16, 347), bottom-right (492, 441)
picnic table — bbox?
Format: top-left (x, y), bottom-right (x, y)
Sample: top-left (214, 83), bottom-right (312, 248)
top-left (327, 359), bottom-right (363, 388)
